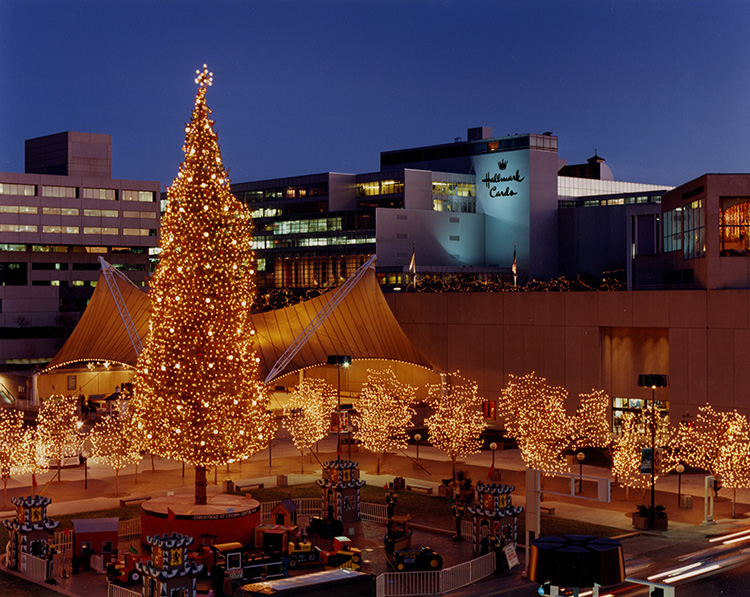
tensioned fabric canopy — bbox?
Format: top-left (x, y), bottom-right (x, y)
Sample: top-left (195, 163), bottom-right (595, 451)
top-left (42, 264), bottom-right (433, 381)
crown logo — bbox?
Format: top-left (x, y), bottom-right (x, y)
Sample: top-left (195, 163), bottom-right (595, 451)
top-left (498, 160), bottom-right (508, 170)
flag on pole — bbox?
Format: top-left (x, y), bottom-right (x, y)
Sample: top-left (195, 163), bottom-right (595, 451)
top-left (32, 473), bottom-right (37, 493)
top-left (408, 242), bottom-right (416, 274)
top-left (129, 545), bottom-right (138, 555)
top-left (487, 464), bottom-right (495, 480)
top-left (512, 244), bottom-right (517, 287)
top-left (167, 508), bottom-right (175, 522)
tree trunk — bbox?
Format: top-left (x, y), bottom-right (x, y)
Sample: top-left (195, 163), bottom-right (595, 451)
top-left (57, 458), bottom-right (62, 482)
top-left (301, 450), bottom-right (305, 474)
top-left (195, 464), bottom-right (207, 505)
top-left (3, 475), bottom-right (7, 508)
top-left (733, 488), bottom-right (737, 518)
top-left (115, 469), bottom-right (119, 497)
top-left (451, 455), bottom-right (456, 484)
top-left (151, 453), bottom-right (156, 472)
top-left (377, 453), bottom-right (382, 475)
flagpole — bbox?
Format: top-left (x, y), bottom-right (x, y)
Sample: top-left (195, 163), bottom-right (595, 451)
top-left (512, 243), bottom-right (517, 288)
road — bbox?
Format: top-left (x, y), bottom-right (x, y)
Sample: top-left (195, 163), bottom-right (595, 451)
top-left (451, 527), bottom-right (750, 596)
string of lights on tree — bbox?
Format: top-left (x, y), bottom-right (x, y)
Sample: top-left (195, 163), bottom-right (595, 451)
top-left (36, 396), bottom-right (83, 483)
top-left (497, 372), bottom-right (573, 474)
top-left (676, 404), bottom-right (750, 516)
top-left (90, 398), bottom-right (145, 496)
top-left (0, 409), bottom-right (31, 505)
top-left (425, 372), bottom-right (486, 482)
top-left (282, 378), bottom-right (337, 472)
top-left (570, 389), bottom-right (613, 450)
top-left (129, 65), bottom-right (275, 505)
top-left (352, 368), bottom-right (417, 475)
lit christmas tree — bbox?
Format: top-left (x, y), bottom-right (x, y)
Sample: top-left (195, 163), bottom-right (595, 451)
top-left (282, 378), bottom-right (337, 473)
top-left (352, 368), bottom-right (417, 475)
top-left (36, 396), bottom-right (83, 482)
top-left (90, 399), bottom-right (144, 496)
top-left (425, 373), bottom-right (485, 482)
top-left (130, 65), bottom-right (275, 505)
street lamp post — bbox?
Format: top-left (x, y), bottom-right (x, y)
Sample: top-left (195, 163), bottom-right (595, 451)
top-left (576, 452), bottom-right (585, 493)
top-left (327, 355), bottom-right (352, 461)
top-left (414, 433), bottom-right (422, 460)
top-left (638, 374), bottom-right (669, 530)
top-left (490, 442), bottom-right (497, 479)
top-left (676, 463), bottom-right (685, 507)
top-left (80, 450), bottom-right (90, 489)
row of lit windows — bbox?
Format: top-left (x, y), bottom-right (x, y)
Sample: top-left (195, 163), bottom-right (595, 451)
top-left (0, 206), bottom-right (155, 218)
top-left (0, 183), bottom-right (35, 196)
top-left (431, 182), bottom-right (476, 197)
top-left (0, 183), bottom-right (156, 202)
top-left (0, 224), bottom-right (155, 235)
top-left (253, 235), bottom-right (375, 250)
top-left (273, 217), bottom-right (343, 235)
top-left (249, 207), bottom-right (283, 218)
top-left (663, 200), bottom-right (705, 259)
top-left (235, 184), bottom-right (328, 203)
top-left (356, 180), bottom-right (404, 197)
top-left (433, 198), bottom-right (476, 213)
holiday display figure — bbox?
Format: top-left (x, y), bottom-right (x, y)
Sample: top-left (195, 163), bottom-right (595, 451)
top-left (467, 482), bottom-right (523, 555)
top-left (3, 495), bottom-right (60, 582)
top-left (320, 460), bottom-right (365, 522)
top-left (452, 501), bottom-right (465, 541)
top-left (136, 532), bottom-right (202, 597)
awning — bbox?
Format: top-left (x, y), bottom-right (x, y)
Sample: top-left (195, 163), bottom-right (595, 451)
top-left (42, 263), bottom-right (433, 380)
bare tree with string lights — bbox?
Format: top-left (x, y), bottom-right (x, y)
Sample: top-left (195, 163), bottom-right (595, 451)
top-left (283, 378), bottom-right (337, 473)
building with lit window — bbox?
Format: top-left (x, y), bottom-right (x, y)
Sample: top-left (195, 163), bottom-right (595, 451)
top-left (0, 132), bottom-right (159, 370)
top-left (232, 127), bottom-right (670, 290)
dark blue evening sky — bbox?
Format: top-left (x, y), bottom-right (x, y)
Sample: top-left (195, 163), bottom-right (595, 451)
top-left (1, 0), bottom-right (748, 189)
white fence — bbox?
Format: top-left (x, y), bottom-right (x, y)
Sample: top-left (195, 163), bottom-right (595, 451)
top-left (361, 501), bottom-right (388, 523)
top-left (119, 517), bottom-right (141, 540)
top-left (108, 583), bottom-right (141, 597)
top-left (53, 530), bottom-right (74, 554)
top-left (375, 552), bottom-right (498, 597)
top-left (260, 497), bottom-right (321, 521)
top-left (21, 552), bottom-right (50, 582)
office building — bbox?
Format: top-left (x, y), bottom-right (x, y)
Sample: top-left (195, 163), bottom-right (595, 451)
top-left (0, 132), bottom-right (160, 371)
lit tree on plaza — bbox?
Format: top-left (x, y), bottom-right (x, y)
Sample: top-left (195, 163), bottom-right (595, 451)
top-left (283, 378), bottom-right (337, 473)
top-left (0, 409), bottom-right (30, 506)
top-left (611, 404), bottom-right (674, 498)
top-left (570, 389), bottom-right (613, 450)
top-left (611, 412), bottom-right (651, 496)
top-left (129, 65), bottom-right (276, 505)
top-left (90, 399), bottom-right (144, 496)
top-left (36, 395), bottom-right (83, 483)
top-left (677, 404), bottom-right (750, 517)
top-left (425, 373), bottom-right (486, 483)
top-left (353, 369), bottom-right (417, 475)
top-left (497, 372), bottom-right (571, 473)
